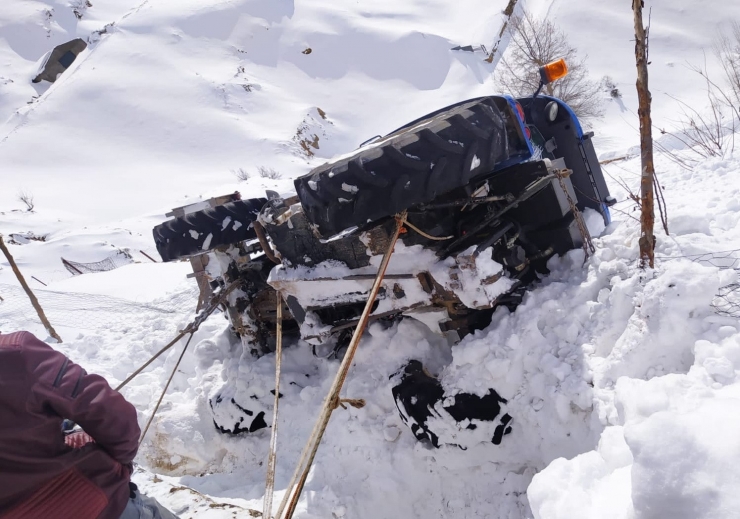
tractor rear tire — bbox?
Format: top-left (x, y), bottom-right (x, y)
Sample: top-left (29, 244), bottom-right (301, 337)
top-left (152, 198), bottom-right (267, 262)
top-left (295, 97), bottom-right (510, 238)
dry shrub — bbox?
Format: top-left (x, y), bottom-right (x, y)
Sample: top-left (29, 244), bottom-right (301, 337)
top-left (232, 168), bottom-right (250, 182)
top-left (17, 190), bottom-right (34, 212)
top-left (257, 166), bottom-right (282, 180)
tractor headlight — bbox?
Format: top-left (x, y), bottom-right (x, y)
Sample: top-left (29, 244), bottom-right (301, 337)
top-left (545, 101), bottom-right (559, 123)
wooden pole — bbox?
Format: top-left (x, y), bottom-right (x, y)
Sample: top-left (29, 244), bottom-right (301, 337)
top-left (275, 213), bottom-right (407, 519)
top-left (0, 235), bottom-right (63, 342)
top-left (263, 293), bottom-right (283, 519)
top-left (633, 0), bottom-right (656, 268)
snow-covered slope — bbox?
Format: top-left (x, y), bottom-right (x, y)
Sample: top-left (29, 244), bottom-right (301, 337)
top-left (2, 0), bottom-right (740, 517)
top-left (0, 0), bottom-right (512, 220)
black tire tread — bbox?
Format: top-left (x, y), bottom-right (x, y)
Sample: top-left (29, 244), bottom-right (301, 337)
top-left (152, 198), bottom-right (267, 262)
top-left (294, 97), bottom-right (510, 238)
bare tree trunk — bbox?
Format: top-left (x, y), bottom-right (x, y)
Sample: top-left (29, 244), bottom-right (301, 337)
top-left (633, 0), bottom-right (656, 268)
top-left (0, 235), bottom-right (63, 343)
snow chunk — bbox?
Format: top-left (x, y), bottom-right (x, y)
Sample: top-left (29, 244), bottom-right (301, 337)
top-left (583, 208), bottom-right (606, 238)
top-left (189, 230), bottom-right (199, 239)
top-left (221, 216), bottom-right (232, 231)
top-left (627, 397), bottom-right (740, 519)
top-left (383, 425), bottom-right (401, 442)
top-left (201, 233), bottom-right (213, 250)
top-left (341, 183), bottom-right (358, 194)
top-left (529, 426), bottom-right (634, 519)
top-left (470, 154), bottom-right (481, 170)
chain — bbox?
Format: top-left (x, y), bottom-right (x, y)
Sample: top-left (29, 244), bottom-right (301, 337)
top-left (555, 169), bottom-right (596, 257)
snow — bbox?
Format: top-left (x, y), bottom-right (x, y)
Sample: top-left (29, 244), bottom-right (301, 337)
top-left (0, 0), bottom-right (508, 220)
top-left (2, 0), bottom-right (740, 517)
top-left (527, 0), bottom-right (740, 155)
top-left (527, 154), bottom-right (740, 518)
top-left (530, 374), bottom-right (740, 519)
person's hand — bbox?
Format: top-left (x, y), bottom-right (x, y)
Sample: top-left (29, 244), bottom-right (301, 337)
top-left (64, 431), bottom-right (95, 449)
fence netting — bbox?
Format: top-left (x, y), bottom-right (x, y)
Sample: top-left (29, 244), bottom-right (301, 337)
top-left (0, 283), bottom-right (199, 332)
top-left (62, 250), bottom-right (135, 276)
top-left (674, 250), bottom-right (740, 318)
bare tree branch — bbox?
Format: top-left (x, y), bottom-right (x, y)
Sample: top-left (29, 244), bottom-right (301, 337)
top-left (496, 11), bottom-right (605, 120)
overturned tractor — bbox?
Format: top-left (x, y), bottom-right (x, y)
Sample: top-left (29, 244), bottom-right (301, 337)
top-left (153, 60), bottom-right (613, 448)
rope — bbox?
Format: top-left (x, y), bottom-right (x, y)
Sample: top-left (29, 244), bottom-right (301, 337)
top-left (402, 220), bottom-right (453, 241)
top-left (113, 281), bottom-right (241, 446)
top-left (332, 398), bottom-right (366, 410)
top-left (275, 212), bottom-right (407, 519)
top-left (139, 332), bottom-right (194, 446)
top-left (115, 331), bottom-right (188, 391)
top-left (263, 293), bottom-right (283, 519)
top-left (115, 280), bottom-right (240, 391)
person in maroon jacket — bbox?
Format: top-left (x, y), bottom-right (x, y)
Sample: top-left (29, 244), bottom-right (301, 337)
top-left (0, 331), bottom-right (179, 519)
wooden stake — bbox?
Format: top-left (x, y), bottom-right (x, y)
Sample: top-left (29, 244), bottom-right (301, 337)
top-left (61, 258), bottom-right (83, 275)
top-left (139, 250), bottom-right (158, 263)
top-left (633, 0), bottom-right (656, 268)
top-left (0, 235), bottom-right (63, 343)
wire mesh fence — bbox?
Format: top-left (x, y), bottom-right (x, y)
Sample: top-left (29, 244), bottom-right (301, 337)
top-left (62, 250), bottom-right (135, 276)
top-left (713, 283), bottom-right (740, 318)
top-left (0, 282), bottom-right (199, 333)
top-left (674, 250), bottom-right (740, 318)
top-left (662, 249), bottom-right (740, 269)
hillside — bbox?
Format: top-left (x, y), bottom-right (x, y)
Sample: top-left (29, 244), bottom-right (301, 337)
top-left (2, 0), bottom-right (740, 517)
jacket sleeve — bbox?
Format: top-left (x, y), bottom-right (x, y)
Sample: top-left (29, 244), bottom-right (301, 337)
top-left (20, 332), bottom-right (141, 464)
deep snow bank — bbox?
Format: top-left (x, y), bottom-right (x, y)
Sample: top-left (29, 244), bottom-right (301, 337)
top-left (121, 153), bottom-right (740, 519)
top-left (528, 150), bottom-right (740, 519)
top-left (4, 152), bottom-right (738, 518)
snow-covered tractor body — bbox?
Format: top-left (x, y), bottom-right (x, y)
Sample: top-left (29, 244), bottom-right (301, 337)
top-left (153, 84), bottom-right (613, 445)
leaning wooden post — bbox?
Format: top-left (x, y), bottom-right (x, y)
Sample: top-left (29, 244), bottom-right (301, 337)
top-left (633, 0), bottom-right (656, 268)
top-left (275, 212), bottom-right (407, 519)
top-left (263, 293), bottom-right (284, 519)
top-left (0, 235), bottom-right (63, 342)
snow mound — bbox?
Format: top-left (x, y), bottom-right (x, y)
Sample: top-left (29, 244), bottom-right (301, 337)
top-left (529, 151), bottom-right (740, 518)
